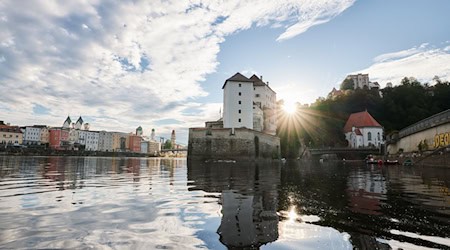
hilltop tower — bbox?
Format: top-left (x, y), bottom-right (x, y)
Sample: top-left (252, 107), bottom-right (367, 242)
top-left (171, 130), bottom-right (176, 149)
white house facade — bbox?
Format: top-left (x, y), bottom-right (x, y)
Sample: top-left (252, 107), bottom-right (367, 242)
top-left (223, 73), bottom-right (254, 130)
top-left (98, 131), bottom-right (114, 152)
top-left (344, 111), bottom-right (384, 148)
top-left (78, 130), bottom-right (99, 151)
top-left (23, 126), bottom-right (42, 145)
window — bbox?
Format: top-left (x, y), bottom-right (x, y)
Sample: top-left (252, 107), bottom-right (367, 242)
top-left (238, 110), bottom-right (241, 113)
top-left (377, 132), bottom-right (380, 140)
top-left (255, 94), bottom-right (260, 97)
top-left (238, 118), bottom-right (241, 123)
top-left (238, 100), bottom-right (241, 104)
top-left (368, 132), bottom-right (372, 141)
top-left (238, 92), bottom-right (241, 96)
top-left (239, 83), bottom-right (241, 87)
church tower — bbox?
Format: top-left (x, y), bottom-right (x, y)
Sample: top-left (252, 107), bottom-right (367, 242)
top-left (151, 128), bottom-right (155, 141)
top-left (63, 116), bottom-right (72, 128)
top-left (171, 130), bottom-right (176, 149)
top-left (74, 116), bottom-right (84, 130)
top-left (136, 126), bottom-right (143, 136)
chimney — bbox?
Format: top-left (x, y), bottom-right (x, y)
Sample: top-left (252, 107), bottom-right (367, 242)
top-left (267, 81), bottom-right (269, 86)
top-left (260, 75), bottom-right (263, 81)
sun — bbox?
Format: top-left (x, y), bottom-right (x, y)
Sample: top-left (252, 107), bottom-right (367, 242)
top-left (283, 101), bottom-right (297, 114)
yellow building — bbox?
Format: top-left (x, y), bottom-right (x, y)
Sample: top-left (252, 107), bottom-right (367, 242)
top-left (0, 123), bottom-right (23, 145)
top-left (112, 132), bottom-right (129, 152)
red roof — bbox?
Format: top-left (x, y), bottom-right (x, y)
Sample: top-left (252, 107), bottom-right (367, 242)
top-left (343, 111), bottom-right (382, 132)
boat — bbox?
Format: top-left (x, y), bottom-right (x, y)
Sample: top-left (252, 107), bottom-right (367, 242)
top-left (403, 159), bottom-right (413, 166)
top-left (384, 160), bottom-right (399, 165)
top-left (365, 155), bottom-right (378, 164)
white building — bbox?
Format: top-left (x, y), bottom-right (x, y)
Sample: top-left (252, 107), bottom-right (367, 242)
top-left (23, 126), bottom-right (43, 145)
top-left (346, 73), bottom-right (370, 89)
top-left (344, 111), bottom-right (384, 148)
top-left (222, 73), bottom-right (277, 135)
top-left (78, 130), bottom-right (99, 151)
top-left (98, 131), bottom-right (114, 152)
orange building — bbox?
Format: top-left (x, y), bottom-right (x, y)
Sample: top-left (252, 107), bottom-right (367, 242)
top-left (128, 134), bottom-right (141, 153)
top-left (49, 128), bottom-right (70, 150)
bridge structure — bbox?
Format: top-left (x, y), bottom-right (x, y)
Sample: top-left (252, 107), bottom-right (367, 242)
top-left (160, 148), bottom-right (188, 153)
top-left (309, 147), bottom-right (380, 156)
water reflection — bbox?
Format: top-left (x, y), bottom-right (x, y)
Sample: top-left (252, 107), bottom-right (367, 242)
top-left (0, 156), bottom-right (449, 249)
top-left (187, 161), bottom-right (280, 248)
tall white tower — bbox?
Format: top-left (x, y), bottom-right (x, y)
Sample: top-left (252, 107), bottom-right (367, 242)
top-left (151, 128), bottom-right (155, 141)
top-left (171, 130), bottom-right (176, 149)
top-left (222, 73), bottom-right (254, 130)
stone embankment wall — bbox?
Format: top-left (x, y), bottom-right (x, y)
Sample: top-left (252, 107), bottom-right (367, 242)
top-left (388, 123), bottom-right (450, 154)
top-left (188, 127), bottom-right (280, 161)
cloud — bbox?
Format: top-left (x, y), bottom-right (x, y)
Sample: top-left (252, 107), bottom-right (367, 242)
top-left (352, 43), bottom-right (450, 87)
top-left (0, 0), bottom-right (354, 142)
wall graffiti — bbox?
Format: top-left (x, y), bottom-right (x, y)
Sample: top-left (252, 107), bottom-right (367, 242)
top-left (433, 132), bottom-right (450, 148)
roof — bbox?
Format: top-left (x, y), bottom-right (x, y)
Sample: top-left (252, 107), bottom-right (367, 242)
top-left (76, 116), bottom-right (83, 124)
top-left (355, 128), bottom-right (363, 135)
top-left (343, 110), bottom-right (382, 132)
top-left (222, 72), bottom-right (253, 89)
top-left (250, 75), bottom-right (265, 86)
top-left (64, 116), bottom-right (71, 123)
top-left (0, 125), bottom-right (22, 133)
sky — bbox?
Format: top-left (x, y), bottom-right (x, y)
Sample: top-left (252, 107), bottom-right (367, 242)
top-left (1, 0), bottom-right (449, 144)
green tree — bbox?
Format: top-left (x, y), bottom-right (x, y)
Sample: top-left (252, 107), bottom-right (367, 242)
top-left (340, 78), bottom-right (354, 90)
top-left (164, 140), bottom-right (172, 149)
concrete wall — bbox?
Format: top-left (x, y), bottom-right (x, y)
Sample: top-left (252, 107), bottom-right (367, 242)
top-left (388, 123), bottom-right (450, 154)
top-left (188, 127), bottom-right (280, 161)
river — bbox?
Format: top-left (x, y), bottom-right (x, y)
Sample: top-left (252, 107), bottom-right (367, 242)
top-left (0, 156), bottom-right (449, 249)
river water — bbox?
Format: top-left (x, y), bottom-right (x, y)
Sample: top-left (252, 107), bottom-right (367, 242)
top-left (0, 156), bottom-right (448, 249)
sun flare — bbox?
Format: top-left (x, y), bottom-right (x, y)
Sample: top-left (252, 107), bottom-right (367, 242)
top-left (283, 102), bottom-right (297, 114)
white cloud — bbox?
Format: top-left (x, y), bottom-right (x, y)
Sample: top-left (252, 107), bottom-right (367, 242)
top-left (0, 0), bottom-right (354, 142)
top-left (352, 44), bottom-right (450, 87)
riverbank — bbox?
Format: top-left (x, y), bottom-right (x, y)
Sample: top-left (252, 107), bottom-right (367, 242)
top-left (0, 147), bottom-right (155, 158)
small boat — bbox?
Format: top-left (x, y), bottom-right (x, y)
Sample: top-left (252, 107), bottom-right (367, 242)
top-left (365, 155), bottom-right (378, 164)
top-left (384, 160), bottom-right (399, 165)
top-left (403, 159), bottom-right (413, 166)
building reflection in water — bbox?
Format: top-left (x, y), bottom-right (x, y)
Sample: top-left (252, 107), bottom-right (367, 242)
top-left (187, 160), bottom-right (280, 248)
top-left (346, 165), bottom-right (386, 215)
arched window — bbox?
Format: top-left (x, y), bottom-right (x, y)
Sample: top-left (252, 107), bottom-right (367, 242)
top-left (377, 132), bottom-right (380, 141)
top-left (368, 132), bottom-right (372, 141)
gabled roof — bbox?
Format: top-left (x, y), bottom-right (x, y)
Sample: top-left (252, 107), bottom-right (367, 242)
top-left (64, 116), bottom-right (71, 123)
top-left (250, 75), bottom-right (265, 86)
top-left (222, 72), bottom-right (253, 89)
top-left (343, 110), bottom-right (382, 132)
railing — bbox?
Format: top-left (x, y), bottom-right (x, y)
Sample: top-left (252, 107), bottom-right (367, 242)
top-left (399, 109), bottom-right (450, 138)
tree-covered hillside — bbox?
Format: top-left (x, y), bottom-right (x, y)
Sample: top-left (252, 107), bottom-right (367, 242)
top-left (277, 77), bottom-right (450, 158)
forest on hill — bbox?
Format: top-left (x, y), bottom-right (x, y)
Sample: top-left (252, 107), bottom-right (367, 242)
top-left (277, 77), bottom-right (450, 158)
